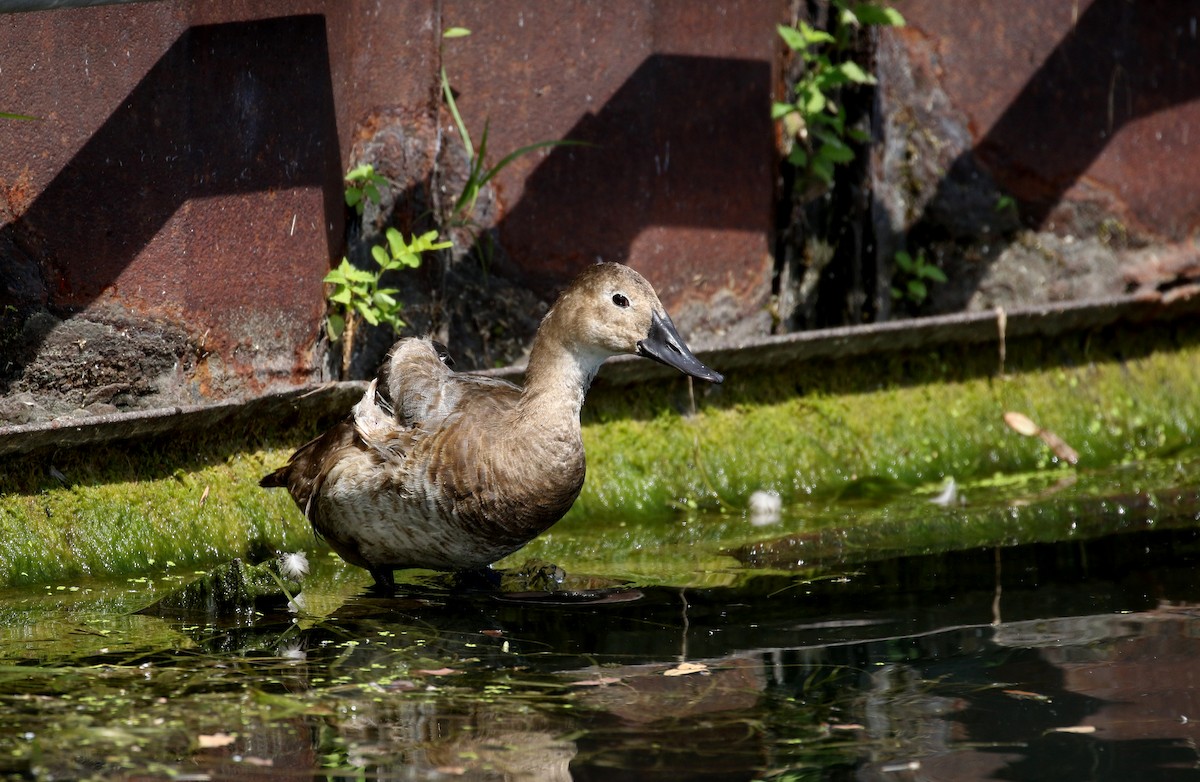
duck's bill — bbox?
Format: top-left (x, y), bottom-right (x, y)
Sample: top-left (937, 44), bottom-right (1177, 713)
top-left (637, 311), bottom-right (724, 384)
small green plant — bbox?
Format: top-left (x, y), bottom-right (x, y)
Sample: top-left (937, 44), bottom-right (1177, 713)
top-left (891, 249), bottom-right (947, 306)
top-left (774, 2), bottom-right (904, 189)
top-left (994, 194), bottom-right (1017, 214)
top-left (343, 164), bottom-right (389, 216)
top-left (325, 166), bottom-right (451, 346)
top-left (324, 229), bottom-right (451, 342)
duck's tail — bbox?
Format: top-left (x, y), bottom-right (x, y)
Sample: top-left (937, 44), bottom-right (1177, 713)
top-left (259, 468), bottom-right (289, 488)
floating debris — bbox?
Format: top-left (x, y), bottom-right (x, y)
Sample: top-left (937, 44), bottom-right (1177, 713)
top-left (1003, 411), bottom-right (1080, 465)
top-left (929, 477), bottom-right (962, 507)
top-left (748, 489), bottom-right (782, 526)
top-left (663, 661), bottom-right (709, 677)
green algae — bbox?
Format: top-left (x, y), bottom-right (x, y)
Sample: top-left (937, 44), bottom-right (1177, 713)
top-left (502, 454), bottom-right (1200, 586)
top-left (0, 435), bottom-right (316, 588)
top-left (573, 326), bottom-right (1200, 519)
top-left (1, 322), bottom-right (1199, 588)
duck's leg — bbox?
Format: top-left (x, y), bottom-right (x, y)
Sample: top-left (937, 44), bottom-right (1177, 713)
top-left (368, 566), bottom-right (397, 595)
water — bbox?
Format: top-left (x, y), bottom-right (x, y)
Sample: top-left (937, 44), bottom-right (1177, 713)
top-left (3, 458), bottom-right (1200, 780)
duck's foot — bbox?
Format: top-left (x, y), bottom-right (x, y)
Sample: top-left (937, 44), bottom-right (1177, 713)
top-left (367, 567), bottom-right (397, 596)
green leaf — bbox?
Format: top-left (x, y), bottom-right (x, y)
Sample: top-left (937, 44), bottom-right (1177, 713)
top-left (895, 250), bottom-right (914, 272)
top-left (772, 101), bottom-right (798, 120)
top-left (373, 290), bottom-right (397, 309)
top-left (344, 189), bottom-right (362, 209)
top-left (800, 84), bottom-right (826, 115)
top-left (799, 21), bottom-right (836, 46)
top-left (787, 146), bottom-right (809, 167)
top-left (921, 264), bottom-right (948, 284)
top-left (385, 227), bottom-right (406, 257)
top-left (816, 138), bottom-right (855, 165)
top-left (345, 164), bottom-right (375, 182)
top-left (0, 111), bottom-right (38, 121)
top-left (443, 27), bottom-right (472, 38)
top-left (329, 287), bottom-right (352, 305)
top-left (836, 61), bottom-right (875, 84)
top-left (411, 230), bottom-right (452, 253)
top-left (777, 24), bottom-right (807, 51)
top-left (479, 139), bottom-right (588, 190)
top-left (326, 314), bottom-right (345, 342)
top-left (363, 183), bottom-right (381, 205)
top-left (853, 4), bottom-right (905, 27)
top-left (810, 156), bottom-right (835, 185)
top-left (846, 126), bottom-right (871, 143)
top-left (371, 245), bottom-right (390, 268)
top-left (907, 279), bottom-right (928, 302)
top-left (354, 301), bottom-right (380, 326)
top-left (343, 266), bottom-right (377, 284)
top-left (441, 66), bottom-right (474, 161)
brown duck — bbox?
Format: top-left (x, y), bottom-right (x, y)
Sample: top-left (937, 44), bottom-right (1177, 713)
top-left (261, 262), bottom-right (722, 591)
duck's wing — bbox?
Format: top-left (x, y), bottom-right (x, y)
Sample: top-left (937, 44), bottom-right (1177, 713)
top-left (378, 338), bottom-right (523, 429)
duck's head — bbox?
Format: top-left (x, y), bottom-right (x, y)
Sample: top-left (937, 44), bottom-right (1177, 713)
top-left (547, 262), bottom-right (723, 384)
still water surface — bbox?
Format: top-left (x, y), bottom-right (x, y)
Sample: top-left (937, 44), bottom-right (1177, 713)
top-left (2, 458), bottom-right (1200, 780)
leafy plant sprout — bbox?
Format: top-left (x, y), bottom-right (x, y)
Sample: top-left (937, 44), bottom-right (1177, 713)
top-left (891, 248), bottom-right (947, 306)
top-left (325, 27), bottom-right (586, 369)
top-left (343, 164), bottom-right (389, 216)
top-left (774, 2), bottom-right (905, 191)
top-left (324, 165), bottom-right (451, 368)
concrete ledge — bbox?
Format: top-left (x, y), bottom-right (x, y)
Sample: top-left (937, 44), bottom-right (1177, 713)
top-left (0, 382), bottom-right (367, 458)
top-left (2, 288), bottom-right (1196, 458)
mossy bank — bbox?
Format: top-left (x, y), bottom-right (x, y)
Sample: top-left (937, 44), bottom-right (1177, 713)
top-left (1, 318), bottom-right (1198, 588)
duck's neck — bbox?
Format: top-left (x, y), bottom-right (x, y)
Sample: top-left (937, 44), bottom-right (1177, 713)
top-left (519, 330), bottom-right (607, 424)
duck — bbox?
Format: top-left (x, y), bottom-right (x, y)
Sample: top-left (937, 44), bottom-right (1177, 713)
top-left (260, 262), bottom-right (723, 592)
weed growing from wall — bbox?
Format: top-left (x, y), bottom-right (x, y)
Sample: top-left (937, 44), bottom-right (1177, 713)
top-left (324, 165), bottom-right (451, 352)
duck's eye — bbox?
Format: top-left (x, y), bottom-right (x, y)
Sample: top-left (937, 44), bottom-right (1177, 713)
top-left (612, 293), bottom-right (630, 308)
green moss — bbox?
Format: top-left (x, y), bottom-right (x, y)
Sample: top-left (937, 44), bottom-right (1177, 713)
top-left (573, 326), bottom-right (1200, 519)
top-left (2, 322), bottom-right (1198, 588)
top-left (0, 435), bottom-right (316, 588)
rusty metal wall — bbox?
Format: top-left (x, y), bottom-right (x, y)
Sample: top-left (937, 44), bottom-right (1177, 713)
top-left (439, 0), bottom-right (780, 340)
top-left (0, 2), bottom-right (351, 420)
top-left (6, 0), bottom-right (1196, 426)
top-left (873, 0), bottom-right (1200, 315)
top-left (0, 0), bottom-right (781, 424)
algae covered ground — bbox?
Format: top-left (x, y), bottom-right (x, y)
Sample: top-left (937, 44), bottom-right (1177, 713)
top-left (1, 320), bottom-right (1198, 588)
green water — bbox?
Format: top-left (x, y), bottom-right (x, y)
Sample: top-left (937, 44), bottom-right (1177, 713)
top-left (3, 454), bottom-right (1200, 780)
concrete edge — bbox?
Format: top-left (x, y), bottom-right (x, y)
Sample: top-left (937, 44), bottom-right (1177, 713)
top-left (2, 289), bottom-right (1196, 457)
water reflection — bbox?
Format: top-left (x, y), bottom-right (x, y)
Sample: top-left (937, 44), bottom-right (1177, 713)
top-left (3, 524), bottom-right (1200, 779)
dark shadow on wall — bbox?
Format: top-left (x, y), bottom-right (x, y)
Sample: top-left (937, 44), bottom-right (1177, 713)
top-left (969, 0), bottom-right (1200, 229)
top-left (901, 0), bottom-right (1200, 304)
top-left (0, 15), bottom-right (342, 383)
top-left (482, 53), bottom-right (774, 299)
